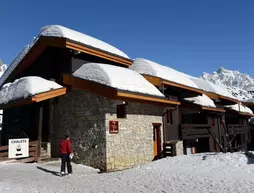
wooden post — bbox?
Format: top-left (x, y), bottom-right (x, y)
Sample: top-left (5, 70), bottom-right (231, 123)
top-left (217, 114), bottom-right (222, 151)
top-left (37, 105), bottom-right (43, 162)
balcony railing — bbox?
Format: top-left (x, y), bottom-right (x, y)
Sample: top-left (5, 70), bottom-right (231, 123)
top-left (227, 124), bottom-right (249, 134)
top-left (180, 124), bottom-right (211, 140)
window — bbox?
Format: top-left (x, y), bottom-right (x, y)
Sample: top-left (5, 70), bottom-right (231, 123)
top-left (166, 110), bottom-right (173, 124)
top-left (116, 104), bottom-right (126, 118)
top-left (212, 117), bottom-right (215, 127)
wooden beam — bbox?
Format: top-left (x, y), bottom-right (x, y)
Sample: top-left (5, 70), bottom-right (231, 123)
top-left (63, 74), bottom-right (179, 106)
top-left (142, 75), bottom-right (162, 87)
top-left (66, 41), bottom-right (133, 67)
top-left (63, 74), bottom-right (118, 98)
top-left (32, 87), bottom-right (67, 102)
top-left (162, 80), bottom-right (203, 95)
top-left (116, 91), bottom-right (180, 105)
top-left (219, 95), bottom-right (239, 104)
top-left (225, 108), bottom-right (254, 117)
top-left (201, 106), bottom-right (226, 113)
top-left (4, 36), bottom-right (132, 85)
top-left (204, 91), bottom-right (220, 100)
top-left (239, 112), bottom-right (254, 117)
top-left (242, 102), bottom-right (254, 107)
top-left (182, 101), bottom-right (225, 113)
top-left (0, 88), bottom-right (67, 109)
top-left (36, 106), bottom-right (43, 162)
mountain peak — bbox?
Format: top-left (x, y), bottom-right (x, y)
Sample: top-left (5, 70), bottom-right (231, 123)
top-left (201, 67), bottom-right (254, 101)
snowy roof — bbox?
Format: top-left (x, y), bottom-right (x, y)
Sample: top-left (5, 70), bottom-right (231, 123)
top-left (0, 25), bottom-right (130, 87)
top-left (72, 63), bottom-right (165, 97)
top-left (131, 58), bottom-right (237, 101)
top-left (189, 77), bottom-right (237, 99)
top-left (40, 25), bottom-right (129, 59)
top-left (184, 94), bottom-right (216, 108)
top-left (0, 76), bottom-right (62, 104)
top-left (130, 58), bottom-right (199, 89)
top-left (225, 103), bottom-right (253, 114)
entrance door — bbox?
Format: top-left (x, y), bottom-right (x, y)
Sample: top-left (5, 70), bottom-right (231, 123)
top-left (153, 123), bottom-right (161, 158)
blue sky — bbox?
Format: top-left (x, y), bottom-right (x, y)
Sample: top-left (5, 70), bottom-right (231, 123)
top-left (0, 0), bottom-right (253, 77)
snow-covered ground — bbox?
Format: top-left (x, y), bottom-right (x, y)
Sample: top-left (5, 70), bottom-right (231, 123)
top-left (1, 152), bottom-right (254, 193)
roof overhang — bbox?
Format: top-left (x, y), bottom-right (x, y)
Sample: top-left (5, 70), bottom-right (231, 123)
top-left (142, 75), bottom-right (203, 97)
top-left (62, 74), bottom-right (180, 106)
top-left (182, 101), bottom-right (226, 113)
top-left (224, 108), bottom-right (254, 117)
top-left (0, 87), bottom-right (67, 109)
top-left (202, 91), bottom-right (238, 105)
top-left (4, 36), bottom-right (133, 85)
top-left (242, 102), bottom-right (254, 107)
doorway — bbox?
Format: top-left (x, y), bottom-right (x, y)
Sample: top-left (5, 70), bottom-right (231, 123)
top-left (153, 123), bottom-right (161, 159)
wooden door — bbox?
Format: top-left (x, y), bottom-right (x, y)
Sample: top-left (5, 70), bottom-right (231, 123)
top-left (153, 124), bottom-right (161, 158)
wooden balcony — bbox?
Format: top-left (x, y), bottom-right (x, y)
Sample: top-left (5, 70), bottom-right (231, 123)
top-left (227, 124), bottom-right (249, 134)
top-left (180, 124), bottom-right (211, 140)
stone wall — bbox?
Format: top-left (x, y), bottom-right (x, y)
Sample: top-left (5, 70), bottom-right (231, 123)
top-left (50, 88), bottom-right (164, 172)
top-left (50, 88), bottom-right (107, 171)
top-left (105, 102), bottom-right (163, 171)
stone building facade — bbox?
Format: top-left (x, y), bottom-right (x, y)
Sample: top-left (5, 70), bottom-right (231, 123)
top-left (50, 88), bottom-right (164, 172)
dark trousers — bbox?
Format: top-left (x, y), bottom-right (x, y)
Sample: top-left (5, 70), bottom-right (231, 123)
top-left (61, 154), bottom-right (72, 174)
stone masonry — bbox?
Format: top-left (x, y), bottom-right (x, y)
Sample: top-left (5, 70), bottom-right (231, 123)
top-left (50, 88), bottom-right (164, 172)
top-left (105, 102), bottom-right (163, 171)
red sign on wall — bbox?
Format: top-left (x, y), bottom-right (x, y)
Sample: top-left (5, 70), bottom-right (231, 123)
top-left (109, 120), bottom-right (119, 134)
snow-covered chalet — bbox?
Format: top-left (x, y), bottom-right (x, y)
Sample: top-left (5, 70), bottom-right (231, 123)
top-left (0, 25), bottom-right (253, 171)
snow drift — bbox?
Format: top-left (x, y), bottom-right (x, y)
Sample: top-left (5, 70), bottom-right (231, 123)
top-left (225, 103), bottom-right (253, 114)
top-left (131, 58), bottom-right (237, 100)
top-left (0, 76), bottom-right (62, 104)
top-left (130, 58), bottom-right (199, 89)
top-left (40, 25), bottom-right (129, 59)
top-left (184, 94), bottom-right (216, 108)
top-left (73, 63), bottom-right (165, 97)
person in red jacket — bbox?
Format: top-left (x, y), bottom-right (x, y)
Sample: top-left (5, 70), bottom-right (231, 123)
top-left (60, 134), bottom-right (73, 175)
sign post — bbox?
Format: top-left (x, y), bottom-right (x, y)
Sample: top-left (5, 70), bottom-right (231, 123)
top-left (8, 138), bottom-right (29, 159)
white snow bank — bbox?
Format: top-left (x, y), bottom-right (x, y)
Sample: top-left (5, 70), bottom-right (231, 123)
top-left (225, 103), bottom-right (253, 114)
top-left (184, 94), bottom-right (216, 108)
top-left (73, 63), bottom-right (164, 97)
top-left (0, 76), bottom-right (62, 104)
top-left (130, 58), bottom-right (199, 89)
top-left (1, 153), bottom-right (254, 193)
top-left (40, 25), bottom-right (129, 59)
top-left (131, 58), bottom-right (237, 100)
